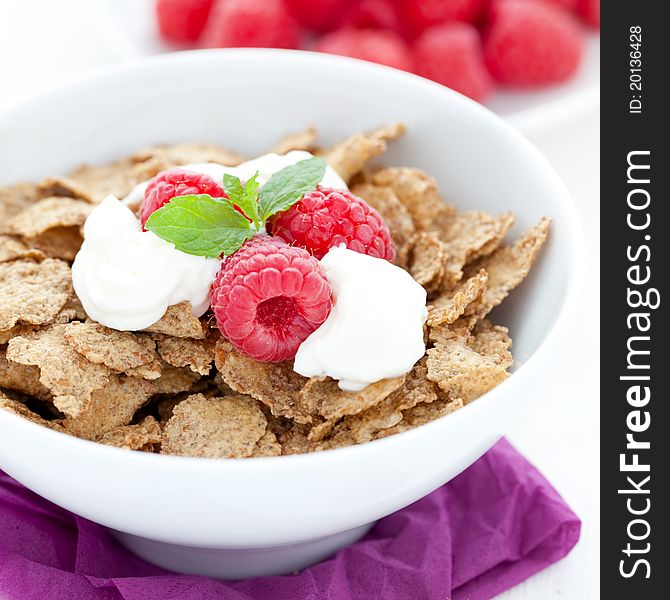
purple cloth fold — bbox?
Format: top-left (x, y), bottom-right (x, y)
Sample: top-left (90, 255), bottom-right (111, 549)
top-left (0, 438), bottom-right (580, 600)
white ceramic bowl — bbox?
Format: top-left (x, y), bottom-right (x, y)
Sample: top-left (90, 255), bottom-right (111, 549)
top-left (0, 49), bottom-right (583, 579)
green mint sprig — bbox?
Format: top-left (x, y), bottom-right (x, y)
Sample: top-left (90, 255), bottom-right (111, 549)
top-left (258, 157), bottom-right (327, 222)
top-left (224, 172), bottom-right (260, 229)
top-left (145, 157), bottom-right (326, 258)
top-left (144, 194), bottom-right (253, 258)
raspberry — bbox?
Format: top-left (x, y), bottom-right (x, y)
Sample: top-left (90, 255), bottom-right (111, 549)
top-left (483, 0), bottom-right (584, 86)
top-left (398, 0), bottom-right (486, 37)
top-left (413, 23), bottom-right (493, 102)
top-left (210, 236), bottom-right (332, 362)
top-left (141, 168), bottom-right (226, 228)
top-left (337, 0), bottom-right (405, 35)
top-left (200, 0), bottom-right (299, 49)
top-left (576, 0), bottom-right (599, 29)
top-left (543, 0), bottom-right (578, 10)
top-left (285, 0), bottom-right (351, 32)
top-left (268, 187), bottom-right (396, 262)
top-left (315, 29), bottom-right (413, 71)
top-left (155, 0), bottom-right (214, 44)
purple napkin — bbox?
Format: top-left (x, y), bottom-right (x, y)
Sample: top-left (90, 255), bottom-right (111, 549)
top-left (0, 438), bottom-right (580, 600)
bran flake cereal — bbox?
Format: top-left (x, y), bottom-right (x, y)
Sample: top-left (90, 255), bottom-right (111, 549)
top-left (131, 142), bottom-right (245, 168)
top-left (271, 127), bottom-right (318, 155)
top-left (38, 176), bottom-right (96, 203)
top-left (350, 182), bottom-right (415, 268)
top-left (0, 349), bottom-right (52, 402)
top-left (427, 269), bottom-right (488, 327)
top-left (99, 416), bottom-right (162, 451)
top-left (215, 340), bottom-right (311, 424)
top-left (252, 429), bottom-right (283, 457)
top-left (0, 126), bottom-right (550, 456)
top-left (302, 375), bottom-right (406, 441)
top-left (62, 375), bottom-right (155, 439)
top-left (7, 324), bottom-right (111, 417)
top-left (0, 183), bottom-right (40, 233)
top-left (0, 259), bottom-right (72, 330)
top-left (439, 211), bottom-right (515, 289)
top-left (6, 196), bottom-right (92, 261)
top-left (144, 302), bottom-right (207, 339)
top-left (0, 235), bottom-right (44, 264)
top-left (371, 167), bottom-right (457, 233)
top-left (426, 324), bottom-right (509, 403)
top-left (156, 335), bottom-right (216, 376)
top-left (324, 123), bottom-right (406, 182)
top-left (409, 231), bottom-right (447, 293)
top-left (0, 391), bottom-right (64, 431)
top-left (64, 321), bottom-right (162, 380)
top-left (464, 218), bottom-right (550, 320)
top-left (54, 291), bottom-right (88, 324)
top-left (161, 393), bottom-right (267, 458)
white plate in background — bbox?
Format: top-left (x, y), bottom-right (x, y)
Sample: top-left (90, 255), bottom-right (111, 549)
top-left (98, 0), bottom-right (600, 136)
top-left (0, 0), bottom-right (599, 134)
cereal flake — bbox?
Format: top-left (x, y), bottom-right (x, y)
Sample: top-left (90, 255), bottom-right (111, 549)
top-left (6, 196), bottom-right (91, 260)
top-left (465, 218), bottom-right (550, 320)
top-left (271, 127), bottom-right (318, 155)
top-left (161, 394), bottom-right (267, 458)
top-left (6, 324), bottom-right (111, 417)
top-left (371, 167), bottom-right (457, 233)
top-left (427, 269), bottom-right (488, 327)
top-left (99, 416), bottom-right (162, 451)
top-left (64, 321), bottom-right (161, 379)
top-left (351, 183), bottom-right (415, 268)
top-left (144, 302), bottom-right (207, 338)
top-left (0, 259), bottom-right (72, 330)
top-left (409, 232), bottom-right (446, 293)
top-left (325, 123), bottom-right (406, 182)
top-left (156, 335), bottom-right (216, 376)
top-left (0, 235), bottom-right (44, 263)
top-left (215, 340), bottom-right (310, 423)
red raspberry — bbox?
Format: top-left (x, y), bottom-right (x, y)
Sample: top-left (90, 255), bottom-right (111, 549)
top-left (155, 0), bottom-right (214, 44)
top-left (285, 0), bottom-right (352, 32)
top-left (268, 187), bottom-right (396, 262)
top-left (413, 23), bottom-right (493, 102)
top-left (200, 0), bottom-right (299, 49)
top-left (576, 0), bottom-right (599, 29)
top-left (483, 0), bottom-right (584, 86)
top-left (543, 0), bottom-right (578, 10)
top-left (337, 0), bottom-right (406, 36)
top-left (210, 236), bottom-right (332, 362)
top-left (141, 168), bottom-right (226, 228)
top-left (314, 29), bottom-right (413, 71)
top-left (398, 0), bottom-right (486, 37)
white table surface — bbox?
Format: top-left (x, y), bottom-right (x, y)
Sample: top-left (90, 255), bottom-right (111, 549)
top-left (0, 2), bottom-right (600, 598)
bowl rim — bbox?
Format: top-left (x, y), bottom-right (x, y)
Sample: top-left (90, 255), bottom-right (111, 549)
top-left (0, 48), bottom-right (586, 470)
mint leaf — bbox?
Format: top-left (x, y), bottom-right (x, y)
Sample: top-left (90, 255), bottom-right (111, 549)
top-left (258, 157), bottom-right (326, 223)
top-left (145, 194), bottom-right (253, 258)
top-left (224, 172), bottom-right (260, 227)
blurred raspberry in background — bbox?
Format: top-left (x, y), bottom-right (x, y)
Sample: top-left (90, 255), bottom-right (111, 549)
top-left (200, 0), bottom-right (300, 49)
top-left (315, 29), bottom-right (413, 71)
top-left (156, 0), bottom-right (214, 43)
top-left (156, 0), bottom-right (599, 102)
top-left (413, 23), bottom-right (492, 101)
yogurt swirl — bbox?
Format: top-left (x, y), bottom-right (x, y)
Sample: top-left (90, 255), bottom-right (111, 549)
top-left (294, 246), bottom-right (428, 391)
top-left (123, 150), bottom-right (347, 208)
top-left (79, 151), bottom-right (346, 332)
top-left (72, 196), bottom-right (222, 331)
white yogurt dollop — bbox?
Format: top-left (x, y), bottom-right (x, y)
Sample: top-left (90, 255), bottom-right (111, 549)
top-left (228, 150), bottom-right (347, 189)
top-left (123, 150), bottom-right (347, 208)
top-left (72, 195), bottom-right (222, 331)
top-left (294, 246), bottom-right (428, 391)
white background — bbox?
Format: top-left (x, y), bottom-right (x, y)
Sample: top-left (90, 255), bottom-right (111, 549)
top-left (0, 1), bottom-right (600, 598)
